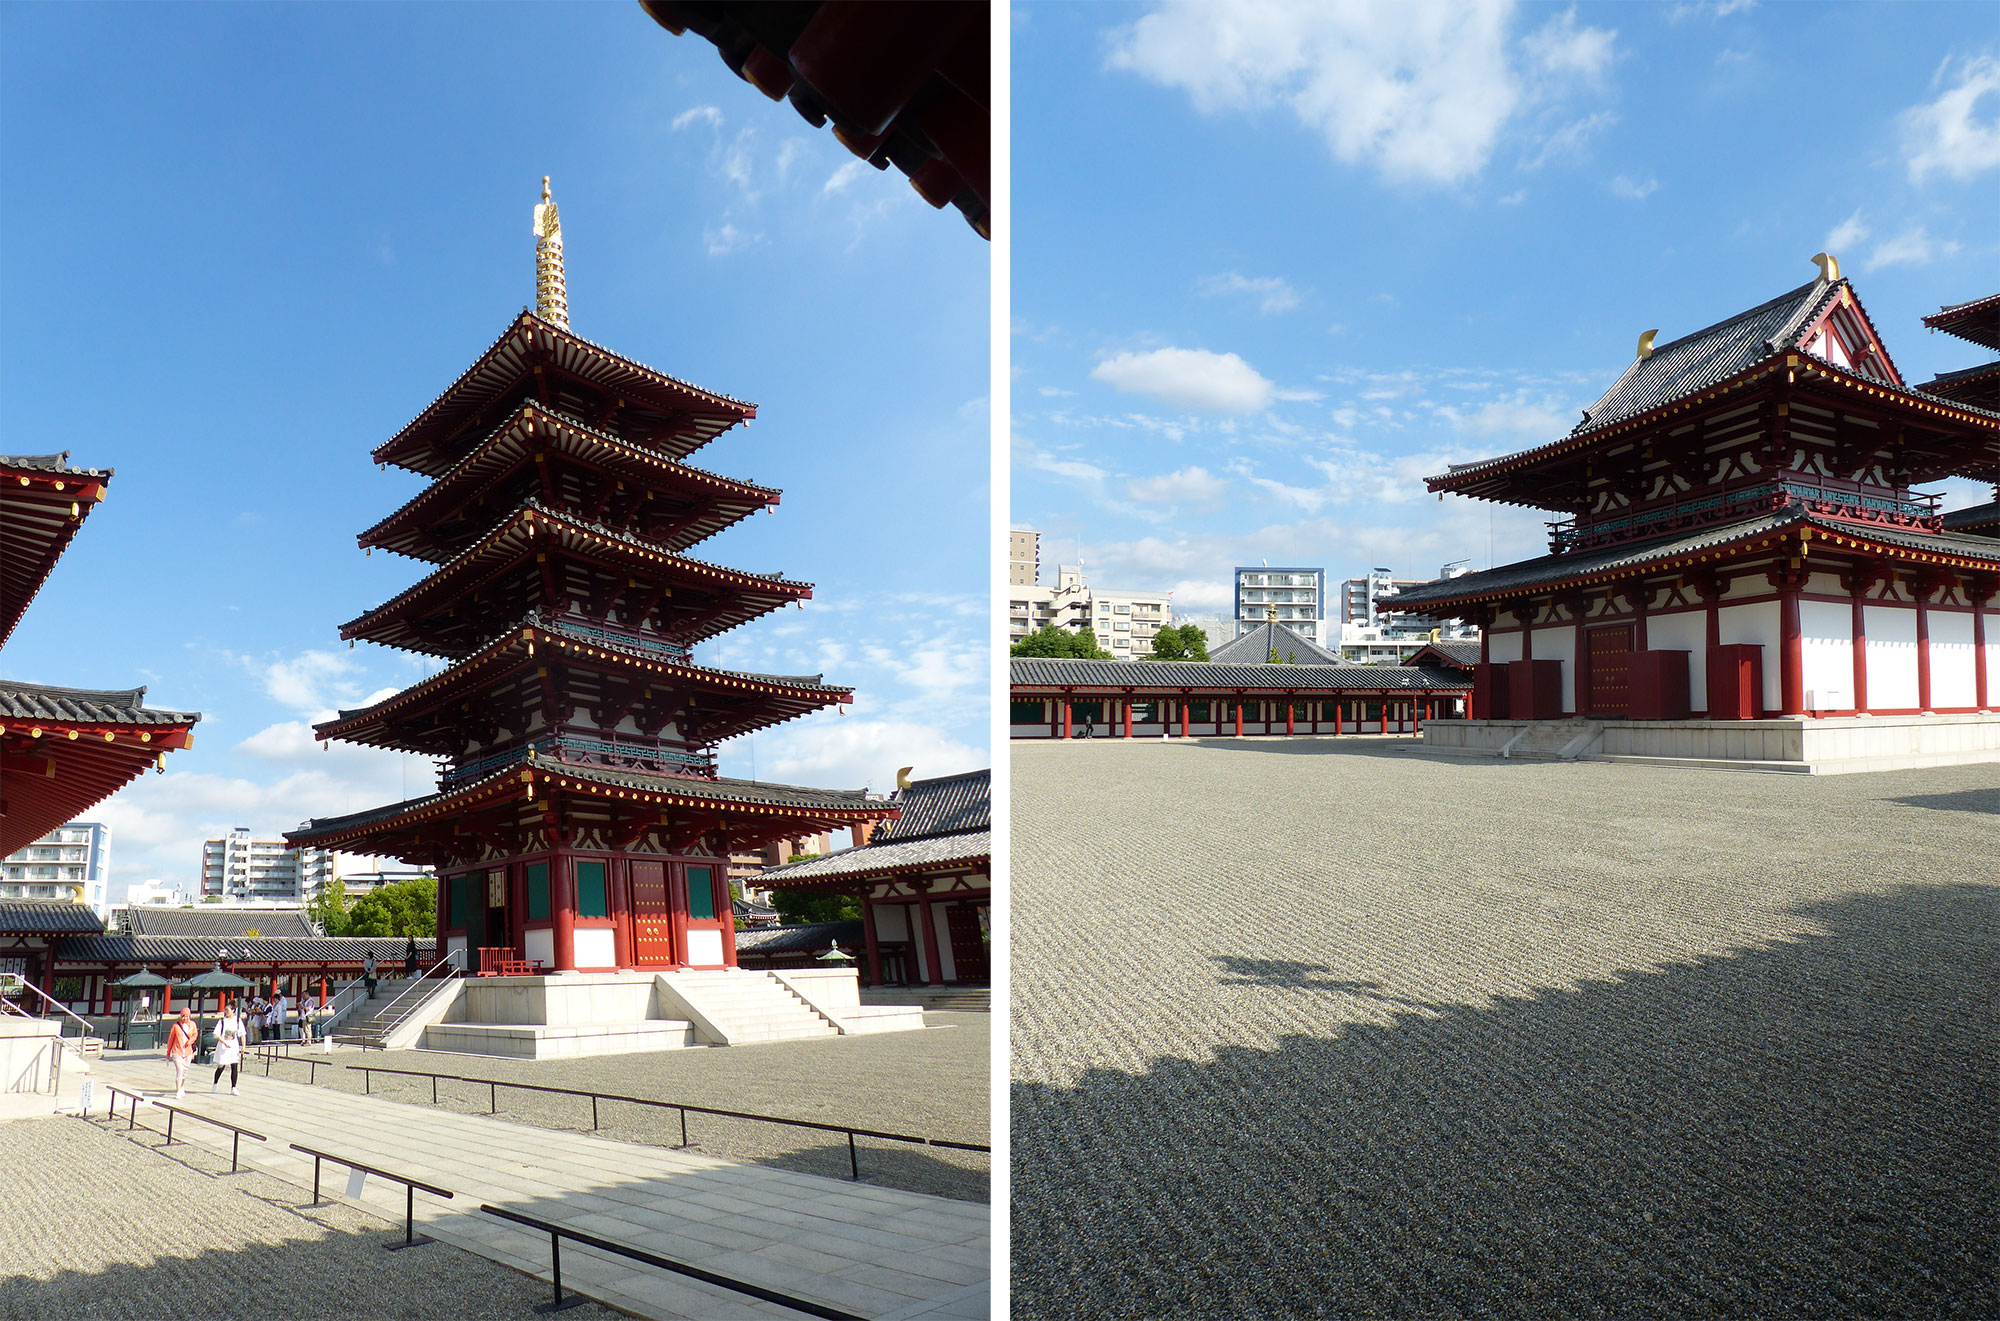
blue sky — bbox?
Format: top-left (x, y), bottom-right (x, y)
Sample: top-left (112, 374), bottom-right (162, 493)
top-left (1012, 1), bottom-right (2000, 613)
top-left (1, 4), bottom-right (988, 896)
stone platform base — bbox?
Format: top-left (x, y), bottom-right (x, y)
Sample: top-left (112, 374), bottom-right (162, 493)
top-left (422, 1018), bottom-right (696, 1059)
top-left (1422, 711), bottom-right (2000, 774)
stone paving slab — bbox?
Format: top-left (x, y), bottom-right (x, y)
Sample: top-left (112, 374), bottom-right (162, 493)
top-left (88, 1053), bottom-right (987, 1321)
top-left (1012, 739), bottom-right (1999, 1320)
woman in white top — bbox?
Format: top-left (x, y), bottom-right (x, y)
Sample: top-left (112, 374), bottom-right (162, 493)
top-left (212, 1007), bottom-right (246, 1095)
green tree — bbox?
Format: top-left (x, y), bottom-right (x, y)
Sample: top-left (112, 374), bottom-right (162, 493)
top-left (308, 878), bottom-right (349, 936)
top-left (1150, 627), bottom-right (1187, 660)
top-left (769, 890), bottom-right (862, 924)
top-left (1010, 624), bottom-right (1113, 660)
top-left (344, 877), bottom-right (436, 940)
top-left (1181, 625), bottom-right (1212, 662)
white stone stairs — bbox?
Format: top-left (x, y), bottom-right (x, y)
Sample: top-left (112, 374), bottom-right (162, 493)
top-left (656, 969), bottom-right (841, 1045)
top-left (329, 978), bottom-right (422, 1047)
top-left (1500, 720), bottom-right (1603, 761)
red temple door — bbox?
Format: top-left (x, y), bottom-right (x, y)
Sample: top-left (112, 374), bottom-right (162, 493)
top-left (629, 861), bottom-right (675, 967)
top-left (1587, 625), bottom-right (1635, 716)
top-left (944, 902), bottom-right (988, 984)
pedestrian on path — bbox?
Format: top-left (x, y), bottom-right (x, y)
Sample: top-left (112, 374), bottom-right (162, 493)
top-left (165, 1008), bottom-right (197, 1099)
top-left (268, 991), bottom-right (289, 1042)
top-left (212, 1007), bottom-right (246, 1095)
top-left (363, 951), bottom-right (379, 999)
top-left (403, 935), bottom-right (419, 979)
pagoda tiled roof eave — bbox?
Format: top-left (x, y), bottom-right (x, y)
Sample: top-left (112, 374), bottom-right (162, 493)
top-left (1, 456), bottom-right (115, 648)
top-left (1008, 658), bottom-right (1472, 691)
top-left (759, 829), bottom-right (992, 890)
top-left (356, 401), bottom-right (783, 561)
top-left (285, 761), bottom-right (892, 852)
top-left (1, 452), bottom-right (115, 480)
top-left (0, 679), bottom-right (201, 727)
top-left (1427, 351), bottom-right (2000, 498)
top-left (56, 933), bottom-right (434, 966)
top-left (1941, 501), bottom-right (2000, 535)
top-left (1923, 292), bottom-right (2000, 351)
top-left (372, 313), bottom-right (757, 475)
top-left (337, 500), bottom-right (814, 649)
top-left (313, 619), bottom-right (853, 742)
top-left (1381, 509), bottom-right (2000, 614)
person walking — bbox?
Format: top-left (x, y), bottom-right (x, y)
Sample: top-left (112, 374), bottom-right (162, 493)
top-left (165, 1008), bottom-right (197, 1100)
top-left (211, 1007), bottom-right (246, 1095)
top-left (403, 935), bottom-right (419, 979)
top-left (268, 990), bottom-right (289, 1043)
top-left (363, 951), bottom-right (379, 999)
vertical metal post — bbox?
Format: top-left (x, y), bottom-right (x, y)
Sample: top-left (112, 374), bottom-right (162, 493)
top-left (848, 1132), bottom-right (859, 1181)
top-left (128, 1093), bottom-right (137, 1130)
top-left (679, 1107), bottom-right (688, 1148)
top-left (432, 1076), bottom-right (438, 1105)
top-left (232, 1131), bottom-right (242, 1174)
top-left (550, 1230), bottom-right (564, 1308)
top-left (490, 1081), bottom-right (497, 1114)
top-left (590, 1095), bottom-right (598, 1131)
top-left (166, 1111), bottom-right (176, 1146)
top-left (364, 1070), bottom-right (371, 1095)
top-left (405, 1184), bottom-right (416, 1246)
top-left (312, 1155), bottom-right (322, 1205)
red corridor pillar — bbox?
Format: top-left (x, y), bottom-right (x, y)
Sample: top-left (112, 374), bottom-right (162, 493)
top-left (1974, 587), bottom-right (1991, 710)
top-left (552, 864), bottom-right (577, 972)
top-left (1334, 703), bottom-right (1343, 735)
top-left (1914, 578), bottom-right (1934, 712)
top-left (1285, 703), bottom-right (1294, 735)
top-left (1123, 702), bottom-right (1133, 737)
top-left (1234, 703), bottom-right (1242, 736)
top-left (1181, 703), bottom-right (1190, 738)
top-left (1851, 589), bottom-right (1869, 714)
top-left (1062, 701), bottom-right (1072, 740)
top-left (1779, 584), bottom-right (1805, 716)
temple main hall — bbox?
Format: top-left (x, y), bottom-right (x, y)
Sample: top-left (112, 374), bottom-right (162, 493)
top-left (1391, 258), bottom-right (2000, 772)
top-left (287, 182), bottom-right (897, 998)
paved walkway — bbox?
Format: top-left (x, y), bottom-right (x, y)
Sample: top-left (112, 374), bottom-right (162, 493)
top-left (89, 1053), bottom-right (987, 1321)
top-left (1013, 739), bottom-right (1999, 1319)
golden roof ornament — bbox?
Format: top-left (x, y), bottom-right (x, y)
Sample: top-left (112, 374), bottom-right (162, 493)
top-left (532, 176), bottom-right (569, 330)
top-left (1811, 251), bottom-right (1840, 284)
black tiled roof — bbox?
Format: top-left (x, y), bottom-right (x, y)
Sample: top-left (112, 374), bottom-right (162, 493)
top-left (880, 770), bottom-right (988, 842)
top-left (1942, 501), bottom-right (2000, 536)
top-left (0, 680), bottom-right (200, 726)
top-left (1924, 292), bottom-right (2000, 351)
top-left (1387, 508), bottom-right (2000, 611)
top-left (0, 452), bottom-right (113, 479)
top-left (760, 830), bottom-right (991, 887)
top-left (0, 900), bottom-right (106, 934)
top-left (734, 919), bottom-right (863, 956)
top-left (56, 933), bottom-right (435, 966)
top-left (1209, 621), bottom-right (1341, 666)
top-left (1403, 640), bottom-right (1481, 669)
top-left (121, 908), bottom-right (317, 938)
top-left (1010, 659), bottom-right (1470, 692)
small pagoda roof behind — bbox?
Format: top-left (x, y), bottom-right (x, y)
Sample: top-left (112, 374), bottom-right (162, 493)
top-left (1210, 621), bottom-right (1341, 666)
top-left (735, 918), bottom-right (865, 956)
top-left (1, 680), bottom-right (202, 855)
top-left (120, 907), bottom-right (316, 938)
top-left (0, 680), bottom-right (196, 726)
top-left (0, 899), bottom-right (106, 935)
top-left (1402, 640), bottom-right (1481, 670)
top-left (1942, 500), bottom-right (2000, 537)
top-left (1916, 359), bottom-right (2000, 409)
top-left (1923, 292), bottom-right (2000, 352)
top-left (1, 452), bottom-right (112, 648)
top-left (880, 769), bottom-right (988, 843)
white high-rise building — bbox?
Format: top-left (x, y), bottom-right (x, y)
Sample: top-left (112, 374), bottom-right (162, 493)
top-left (1, 822), bottom-right (111, 917)
top-left (1234, 567), bottom-right (1326, 642)
top-left (201, 828), bottom-right (333, 904)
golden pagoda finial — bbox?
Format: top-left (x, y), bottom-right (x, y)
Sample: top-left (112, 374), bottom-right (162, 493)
top-left (532, 175), bottom-right (569, 329)
top-left (1811, 252), bottom-right (1840, 284)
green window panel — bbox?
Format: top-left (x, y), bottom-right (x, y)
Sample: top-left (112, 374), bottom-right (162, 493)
top-left (1009, 700), bottom-right (1044, 724)
top-left (526, 863), bottom-right (549, 921)
top-left (687, 865), bottom-right (716, 921)
top-left (576, 861), bottom-right (608, 918)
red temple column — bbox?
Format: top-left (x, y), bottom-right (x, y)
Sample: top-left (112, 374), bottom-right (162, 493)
top-left (1379, 695), bottom-right (1388, 735)
top-left (718, 875), bottom-right (739, 969)
top-left (552, 861), bottom-right (577, 972)
top-left (1521, 601), bottom-right (1535, 660)
top-left (1285, 702), bottom-right (1295, 735)
top-left (1851, 584), bottom-right (1869, 714)
top-left (610, 862), bottom-right (633, 969)
top-left (1779, 582), bottom-right (1805, 717)
top-left (1334, 701), bottom-right (1343, 735)
top-left (861, 894), bottom-right (882, 986)
top-left (1180, 702), bottom-right (1190, 738)
top-left (916, 891), bottom-right (943, 986)
top-left (1973, 579), bottom-right (1992, 710)
top-left (667, 867), bottom-right (690, 969)
top-left (1124, 701), bottom-right (1133, 737)
top-left (1413, 701), bottom-right (1422, 735)
top-left (1235, 701), bottom-right (1243, 736)
top-left (1913, 573), bottom-right (1934, 712)
top-left (1062, 700), bottom-right (1072, 740)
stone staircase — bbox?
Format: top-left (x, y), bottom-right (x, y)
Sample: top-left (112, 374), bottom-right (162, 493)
top-left (657, 969), bottom-right (840, 1044)
top-left (329, 978), bottom-right (422, 1048)
top-left (1502, 720), bottom-right (1602, 761)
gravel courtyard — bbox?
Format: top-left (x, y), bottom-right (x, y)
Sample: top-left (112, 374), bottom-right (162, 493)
top-left (1011, 738), bottom-right (1999, 1319)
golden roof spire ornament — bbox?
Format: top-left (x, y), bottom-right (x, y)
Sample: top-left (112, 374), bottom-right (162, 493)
top-left (532, 176), bottom-right (569, 330)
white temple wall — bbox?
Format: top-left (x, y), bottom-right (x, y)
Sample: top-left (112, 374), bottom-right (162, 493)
top-left (872, 904), bottom-right (911, 943)
top-left (1717, 602), bottom-right (1782, 712)
top-left (1487, 630), bottom-right (1523, 665)
top-left (1648, 610), bottom-right (1708, 712)
top-left (1864, 605), bottom-right (1919, 710)
top-left (1719, 572), bottom-right (1766, 602)
top-left (1806, 570), bottom-right (1845, 596)
top-left (1537, 624), bottom-right (1576, 709)
top-left (1799, 601), bottom-right (1853, 710)
top-left (1931, 612), bottom-right (1978, 708)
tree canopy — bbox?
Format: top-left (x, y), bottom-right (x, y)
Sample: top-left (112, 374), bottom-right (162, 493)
top-left (314, 876), bottom-right (436, 940)
top-left (1011, 624), bottom-right (1113, 660)
top-left (1149, 624), bottom-right (1211, 662)
top-left (769, 890), bottom-right (862, 924)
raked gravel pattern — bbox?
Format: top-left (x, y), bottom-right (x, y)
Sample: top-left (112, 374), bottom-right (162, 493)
top-left (1011, 737), bottom-right (1999, 1319)
top-left (234, 1010), bottom-right (989, 1203)
top-left (0, 1114), bottom-right (619, 1321)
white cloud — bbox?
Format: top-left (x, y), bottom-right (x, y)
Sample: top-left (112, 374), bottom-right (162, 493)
top-left (1610, 173), bottom-right (1658, 199)
top-left (745, 715), bottom-right (983, 797)
top-left (1497, 188), bottom-right (1528, 205)
top-left (1825, 209), bottom-right (1869, 253)
top-left (823, 159), bottom-right (869, 196)
top-left (1106, 0), bottom-right (1616, 186)
top-left (1521, 109), bottom-right (1616, 170)
top-left (1670, 0), bottom-right (1756, 18)
top-left (1867, 226), bottom-right (1963, 270)
top-left (1442, 398), bottom-right (1573, 438)
top-left (671, 105), bottom-right (724, 132)
top-left (1902, 54), bottom-right (2000, 183)
top-left (1198, 272), bottom-right (1302, 314)
top-left (704, 222), bottom-right (759, 256)
top-left (1127, 466), bottom-right (1230, 507)
top-left (1091, 347), bottom-right (1275, 413)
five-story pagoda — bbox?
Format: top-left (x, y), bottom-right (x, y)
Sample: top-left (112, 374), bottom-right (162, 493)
top-left (289, 181), bottom-right (894, 975)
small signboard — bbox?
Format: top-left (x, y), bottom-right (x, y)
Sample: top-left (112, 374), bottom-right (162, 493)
top-left (346, 1168), bottom-right (368, 1200)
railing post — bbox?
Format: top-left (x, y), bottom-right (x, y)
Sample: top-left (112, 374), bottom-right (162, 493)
top-left (166, 1110), bottom-right (175, 1146)
top-left (550, 1230), bottom-right (564, 1309)
top-left (312, 1155), bottom-right (322, 1206)
top-left (679, 1106), bottom-right (689, 1149)
top-left (590, 1095), bottom-right (598, 1131)
top-left (232, 1131), bottom-right (242, 1174)
top-left (432, 1076), bottom-right (438, 1105)
top-left (848, 1132), bottom-right (859, 1181)
top-left (491, 1081), bottom-right (497, 1114)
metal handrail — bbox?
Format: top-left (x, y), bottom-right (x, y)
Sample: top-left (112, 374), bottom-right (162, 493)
top-left (338, 948), bottom-right (463, 1044)
top-left (290, 1142), bottom-right (454, 1249)
top-left (348, 1064), bottom-right (989, 1180)
top-left (102, 1084), bottom-right (266, 1173)
top-left (478, 1203), bottom-right (867, 1320)
top-left (1, 979), bottom-right (102, 1055)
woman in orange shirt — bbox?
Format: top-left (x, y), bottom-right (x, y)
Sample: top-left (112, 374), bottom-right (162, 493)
top-left (164, 1007), bottom-right (197, 1100)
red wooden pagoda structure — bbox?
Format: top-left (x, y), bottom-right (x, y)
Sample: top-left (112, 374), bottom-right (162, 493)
top-left (1386, 258), bottom-right (2000, 748)
top-left (288, 182), bottom-right (895, 975)
top-left (2, 452), bottom-right (199, 857)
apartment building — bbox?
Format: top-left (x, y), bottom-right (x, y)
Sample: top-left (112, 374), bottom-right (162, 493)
top-left (1, 822), bottom-right (111, 916)
top-left (202, 828), bottom-right (335, 904)
top-left (1008, 528), bottom-right (1041, 587)
top-left (1088, 587), bottom-right (1172, 658)
top-left (1234, 567), bottom-right (1326, 643)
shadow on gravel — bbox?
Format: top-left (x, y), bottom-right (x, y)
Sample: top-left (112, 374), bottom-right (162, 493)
top-left (1889, 787), bottom-right (2000, 816)
top-left (1013, 881), bottom-right (2000, 1320)
top-left (1212, 955), bottom-right (1440, 1013)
